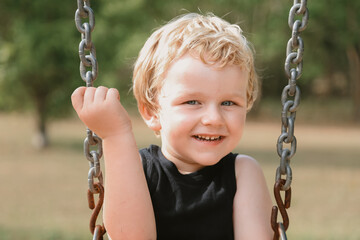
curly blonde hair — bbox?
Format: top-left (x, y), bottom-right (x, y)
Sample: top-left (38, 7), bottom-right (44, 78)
top-left (133, 13), bottom-right (258, 114)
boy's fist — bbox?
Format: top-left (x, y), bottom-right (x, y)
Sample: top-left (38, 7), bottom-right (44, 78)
top-left (71, 86), bottom-right (132, 139)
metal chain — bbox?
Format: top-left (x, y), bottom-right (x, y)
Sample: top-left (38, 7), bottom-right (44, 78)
top-left (271, 1), bottom-right (309, 239)
top-left (75, 1), bottom-right (106, 239)
top-left (75, 0), bottom-right (98, 87)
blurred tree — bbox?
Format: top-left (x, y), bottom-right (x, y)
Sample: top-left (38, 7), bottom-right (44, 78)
top-left (0, 0), bottom-right (79, 148)
top-left (254, 0), bottom-right (360, 121)
top-left (302, 0), bottom-right (360, 121)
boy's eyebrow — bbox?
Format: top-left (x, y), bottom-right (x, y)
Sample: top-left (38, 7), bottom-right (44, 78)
top-left (173, 89), bottom-right (247, 101)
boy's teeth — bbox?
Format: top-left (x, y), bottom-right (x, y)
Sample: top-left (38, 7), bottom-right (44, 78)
top-left (195, 135), bottom-right (221, 141)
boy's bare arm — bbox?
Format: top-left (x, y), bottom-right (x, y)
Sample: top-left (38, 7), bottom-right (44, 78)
top-left (233, 155), bottom-right (273, 240)
top-left (71, 86), bottom-right (156, 240)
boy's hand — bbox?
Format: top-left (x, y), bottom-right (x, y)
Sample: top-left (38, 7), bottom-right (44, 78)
top-left (71, 86), bottom-right (132, 139)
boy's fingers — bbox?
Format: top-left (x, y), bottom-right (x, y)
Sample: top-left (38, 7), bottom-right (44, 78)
top-left (94, 86), bottom-right (108, 102)
top-left (107, 88), bottom-right (120, 102)
top-left (71, 87), bottom-right (86, 111)
top-left (83, 87), bottom-right (96, 105)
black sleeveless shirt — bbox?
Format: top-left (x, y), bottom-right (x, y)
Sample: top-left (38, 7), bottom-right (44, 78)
top-left (140, 145), bottom-right (237, 240)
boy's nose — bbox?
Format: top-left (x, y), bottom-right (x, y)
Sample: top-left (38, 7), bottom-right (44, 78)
top-left (201, 105), bottom-right (224, 127)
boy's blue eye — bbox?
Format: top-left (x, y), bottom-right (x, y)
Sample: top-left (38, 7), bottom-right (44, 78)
top-left (222, 101), bottom-right (234, 106)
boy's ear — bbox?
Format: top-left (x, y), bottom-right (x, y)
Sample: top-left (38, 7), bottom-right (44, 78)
top-left (139, 104), bottom-right (161, 132)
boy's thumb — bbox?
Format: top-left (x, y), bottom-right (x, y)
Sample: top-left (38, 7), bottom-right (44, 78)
top-left (71, 87), bottom-right (86, 111)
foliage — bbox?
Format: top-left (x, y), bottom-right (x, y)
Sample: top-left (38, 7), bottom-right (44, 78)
top-left (0, 0), bottom-right (79, 117)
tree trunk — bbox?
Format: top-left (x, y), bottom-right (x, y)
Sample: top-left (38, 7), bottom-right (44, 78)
top-left (32, 97), bottom-right (49, 149)
top-left (347, 46), bottom-right (360, 122)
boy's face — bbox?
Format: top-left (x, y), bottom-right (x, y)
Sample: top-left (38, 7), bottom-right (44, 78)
top-left (147, 54), bottom-right (248, 174)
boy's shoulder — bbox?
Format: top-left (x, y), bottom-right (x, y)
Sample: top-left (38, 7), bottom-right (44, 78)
top-left (234, 154), bottom-right (264, 180)
top-left (234, 154), bottom-right (258, 164)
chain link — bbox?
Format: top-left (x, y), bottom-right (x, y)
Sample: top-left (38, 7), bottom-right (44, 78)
top-left (75, 0), bottom-right (98, 86)
top-left (75, 0), bottom-right (106, 239)
top-left (271, 0), bottom-right (309, 239)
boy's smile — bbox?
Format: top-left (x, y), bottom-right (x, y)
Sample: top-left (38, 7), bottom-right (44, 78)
top-left (151, 53), bottom-right (248, 174)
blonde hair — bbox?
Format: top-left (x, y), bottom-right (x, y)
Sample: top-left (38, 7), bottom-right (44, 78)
top-left (133, 13), bottom-right (258, 113)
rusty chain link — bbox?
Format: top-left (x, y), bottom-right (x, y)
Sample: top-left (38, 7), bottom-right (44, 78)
top-left (271, 0), bottom-right (309, 239)
top-left (75, 1), bottom-right (106, 239)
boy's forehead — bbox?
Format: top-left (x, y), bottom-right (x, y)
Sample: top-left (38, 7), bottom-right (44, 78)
top-left (160, 54), bottom-right (248, 91)
top-left (164, 53), bottom-right (248, 78)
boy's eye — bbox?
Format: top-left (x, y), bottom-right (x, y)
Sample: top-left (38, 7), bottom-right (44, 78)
top-left (222, 101), bottom-right (235, 106)
top-left (185, 100), bottom-right (199, 105)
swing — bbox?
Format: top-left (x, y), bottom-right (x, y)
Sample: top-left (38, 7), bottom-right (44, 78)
top-left (75, 0), bottom-right (105, 239)
top-left (74, 1), bottom-right (309, 239)
top-left (271, 1), bottom-right (308, 239)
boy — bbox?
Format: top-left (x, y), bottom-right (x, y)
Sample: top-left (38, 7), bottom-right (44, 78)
top-left (72, 13), bottom-right (273, 239)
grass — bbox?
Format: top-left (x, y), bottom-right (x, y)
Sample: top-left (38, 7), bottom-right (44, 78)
top-left (1, 105), bottom-right (360, 239)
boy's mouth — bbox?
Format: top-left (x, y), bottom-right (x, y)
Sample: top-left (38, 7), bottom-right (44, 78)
top-left (193, 135), bottom-right (223, 141)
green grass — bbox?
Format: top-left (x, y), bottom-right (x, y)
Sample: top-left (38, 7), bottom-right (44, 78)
top-left (1, 110), bottom-right (359, 240)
